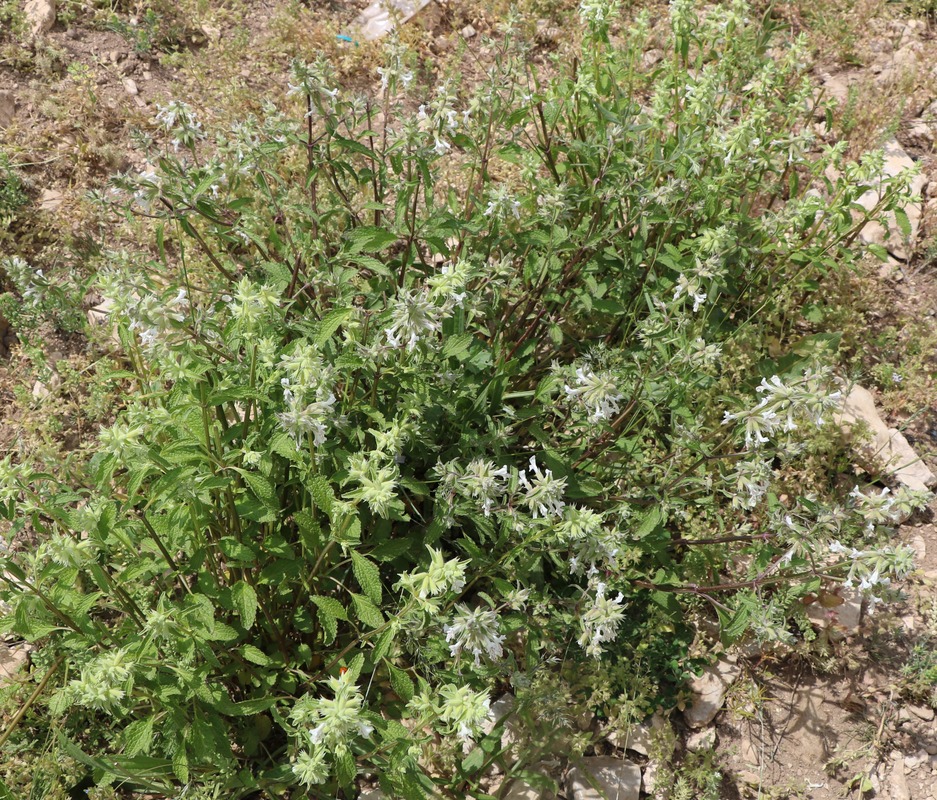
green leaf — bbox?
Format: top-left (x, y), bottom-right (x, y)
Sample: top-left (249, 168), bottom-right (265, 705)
top-left (350, 551), bottom-right (382, 604)
top-left (315, 307), bottom-right (353, 347)
top-left (386, 662), bottom-right (414, 701)
top-left (237, 469), bottom-right (279, 511)
top-left (241, 644), bottom-right (271, 666)
top-left (351, 593), bottom-right (384, 629)
top-left (219, 537), bottom-right (258, 563)
top-left (442, 332), bottom-right (474, 360)
top-left (230, 696), bottom-right (279, 716)
top-left (122, 716), bottom-right (155, 756)
top-left (371, 626), bottom-right (395, 662)
top-left (270, 432), bottom-right (301, 462)
top-left (311, 595), bottom-right (348, 621)
top-left (172, 747), bottom-right (189, 783)
top-left (344, 226), bottom-right (397, 253)
top-left (231, 581), bottom-right (258, 630)
top-left (895, 206), bottom-right (912, 237)
top-left (307, 475), bottom-right (335, 517)
top-left (335, 747), bottom-right (357, 789)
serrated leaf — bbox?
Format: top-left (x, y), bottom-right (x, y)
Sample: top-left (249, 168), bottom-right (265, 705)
top-left (315, 307), bottom-right (353, 347)
top-left (219, 537), bottom-right (258, 563)
top-left (241, 644), bottom-right (271, 666)
top-left (386, 662), bottom-right (414, 701)
top-left (442, 332), bottom-right (474, 359)
top-left (307, 475), bottom-right (335, 517)
top-left (345, 226), bottom-right (397, 253)
top-left (172, 748), bottom-right (189, 783)
top-left (351, 593), bottom-right (384, 629)
top-left (311, 595), bottom-right (348, 621)
top-left (270, 432), bottom-right (301, 462)
top-left (895, 206), bottom-right (912, 237)
top-left (335, 746), bottom-right (357, 789)
top-left (237, 469), bottom-right (279, 511)
top-left (231, 581), bottom-right (257, 630)
top-left (122, 716), bottom-right (155, 756)
top-left (371, 626), bottom-right (395, 662)
top-left (350, 551), bottom-right (382, 604)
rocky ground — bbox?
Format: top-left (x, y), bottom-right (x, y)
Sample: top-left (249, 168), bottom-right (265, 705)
top-left (5, 1), bottom-right (937, 799)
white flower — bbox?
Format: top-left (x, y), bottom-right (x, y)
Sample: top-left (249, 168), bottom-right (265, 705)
top-left (518, 456), bottom-right (566, 518)
top-left (578, 582), bottom-right (626, 658)
top-left (443, 604), bottom-right (505, 665)
top-left (385, 289), bottom-right (446, 351)
top-left (564, 366), bottom-right (623, 423)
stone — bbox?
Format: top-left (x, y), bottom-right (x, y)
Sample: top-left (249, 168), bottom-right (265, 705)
top-left (122, 78), bottom-right (138, 96)
top-left (31, 372), bottom-right (60, 401)
top-left (684, 658), bottom-right (741, 728)
top-left (837, 384), bottom-right (936, 495)
top-left (607, 712), bottom-right (669, 755)
top-left (908, 704), bottom-right (935, 722)
top-left (24, 0), bottom-right (56, 36)
top-left (686, 727), bottom-right (716, 752)
top-left (806, 590), bottom-right (863, 635)
top-left (857, 139), bottom-right (927, 261)
top-left (904, 120), bottom-right (934, 150)
top-left (0, 90), bottom-right (15, 128)
top-left (466, 693), bottom-right (521, 763)
top-left (566, 757), bottom-right (641, 800)
top-left (642, 49), bottom-right (665, 69)
top-left (889, 761), bottom-right (911, 800)
top-left (39, 189), bottom-right (63, 211)
top-left (909, 534), bottom-right (927, 561)
top-left (737, 770), bottom-right (761, 787)
top-left (355, 0), bottom-right (434, 41)
top-left (0, 644), bottom-right (29, 683)
top-left (503, 765), bottom-right (557, 800)
top-left (642, 760), bottom-right (661, 794)
top-left (460, 24), bottom-right (476, 39)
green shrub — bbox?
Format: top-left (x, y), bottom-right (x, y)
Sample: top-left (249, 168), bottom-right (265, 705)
top-left (0, 2), bottom-right (925, 797)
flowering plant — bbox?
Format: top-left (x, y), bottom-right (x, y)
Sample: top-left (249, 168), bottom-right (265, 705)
top-left (0, 2), bottom-right (925, 797)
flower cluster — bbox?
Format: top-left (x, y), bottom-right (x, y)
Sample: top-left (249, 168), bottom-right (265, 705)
top-left (290, 671), bottom-right (373, 787)
top-left (564, 365), bottom-right (624, 423)
top-left (578, 582), bottom-right (627, 658)
top-left (443, 604), bottom-right (505, 665)
top-left (722, 368), bottom-right (842, 449)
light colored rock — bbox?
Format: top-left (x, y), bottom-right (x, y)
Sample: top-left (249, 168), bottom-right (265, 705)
top-left (910, 534), bottom-right (927, 561)
top-left (642, 760), bottom-right (661, 794)
top-left (806, 591), bottom-right (863, 635)
top-left (684, 658), bottom-right (741, 728)
top-left (567, 757), bottom-right (641, 800)
top-left (355, 0), bottom-right (433, 41)
top-left (31, 371), bottom-right (61, 401)
top-left (24, 0), bottom-right (56, 36)
top-left (503, 765), bottom-right (556, 800)
top-left (837, 384), bottom-right (936, 494)
top-left (904, 120), bottom-right (934, 150)
top-left (122, 78), bottom-right (138, 96)
top-left (686, 727), bottom-right (716, 752)
top-left (857, 139), bottom-right (927, 261)
top-left (889, 761), bottom-right (911, 800)
top-left (460, 24), bottom-right (476, 39)
top-left (737, 770), bottom-right (761, 787)
top-left (0, 644), bottom-right (29, 683)
top-left (467, 693), bottom-right (521, 763)
top-left (642, 49), bottom-right (664, 69)
top-left (86, 298), bottom-right (122, 349)
top-left (908, 704), bottom-right (935, 722)
top-left (607, 712), bottom-right (669, 755)
top-left (39, 188), bottom-right (63, 211)
top-left (0, 90), bottom-right (14, 128)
